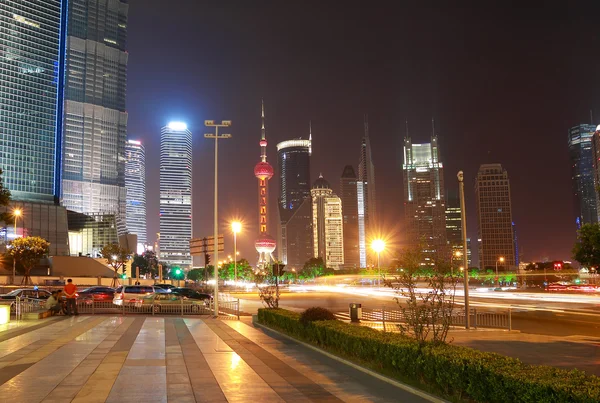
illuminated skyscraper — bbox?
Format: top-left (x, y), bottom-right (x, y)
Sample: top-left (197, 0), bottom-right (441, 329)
top-left (357, 116), bottom-right (376, 267)
top-left (569, 124), bottom-right (598, 228)
top-left (0, 1), bottom-right (67, 202)
top-left (311, 175), bottom-right (344, 269)
top-left (61, 0), bottom-right (128, 231)
top-left (340, 165), bottom-right (359, 268)
top-left (403, 132), bottom-right (446, 265)
top-left (254, 101), bottom-right (276, 268)
top-left (475, 164), bottom-right (516, 270)
top-left (125, 140), bottom-right (146, 252)
top-left (277, 126), bottom-right (312, 270)
top-left (159, 122), bottom-right (192, 269)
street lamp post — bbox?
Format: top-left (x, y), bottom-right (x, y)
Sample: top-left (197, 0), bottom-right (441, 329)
top-left (452, 251), bottom-right (462, 276)
top-left (496, 257), bottom-right (505, 288)
top-left (457, 171), bottom-right (470, 329)
top-left (371, 239), bottom-right (385, 287)
top-left (205, 119), bottom-right (232, 317)
top-left (12, 208), bottom-right (21, 284)
top-left (231, 222), bottom-right (241, 284)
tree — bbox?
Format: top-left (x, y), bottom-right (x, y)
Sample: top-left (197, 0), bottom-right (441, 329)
top-left (573, 223), bottom-right (600, 269)
top-left (0, 169), bottom-right (12, 225)
top-left (383, 245), bottom-right (457, 346)
top-left (300, 257), bottom-right (325, 279)
top-left (187, 268), bottom-right (205, 282)
top-left (101, 243), bottom-right (129, 287)
top-left (7, 236), bottom-right (50, 285)
top-left (132, 250), bottom-right (158, 278)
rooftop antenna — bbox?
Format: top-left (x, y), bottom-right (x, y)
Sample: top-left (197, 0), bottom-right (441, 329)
top-left (364, 114), bottom-right (369, 138)
top-left (591, 109), bottom-right (594, 125)
top-left (432, 117), bottom-right (436, 137)
top-left (405, 119), bottom-right (409, 140)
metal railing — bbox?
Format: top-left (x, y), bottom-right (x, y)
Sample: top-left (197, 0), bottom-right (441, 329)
top-left (11, 297), bottom-right (47, 320)
top-left (340, 306), bottom-right (512, 331)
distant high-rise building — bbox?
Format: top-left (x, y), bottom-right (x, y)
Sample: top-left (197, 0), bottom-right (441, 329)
top-left (445, 189), bottom-right (462, 257)
top-left (475, 164), bottom-right (516, 270)
top-left (277, 127), bottom-right (312, 269)
top-left (0, 1), bottom-right (66, 202)
top-left (125, 140), bottom-right (146, 252)
top-left (589, 125), bottom-right (600, 223)
top-left (159, 122), bottom-right (192, 269)
top-left (340, 165), bottom-right (359, 268)
top-left (61, 0), bottom-right (128, 231)
top-left (403, 134), bottom-right (446, 265)
top-left (311, 175), bottom-right (344, 269)
top-left (254, 101), bottom-right (276, 268)
top-left (357, 116), bottom-right (376, 267)
top-left (569, 124), bottom-right (598, 228)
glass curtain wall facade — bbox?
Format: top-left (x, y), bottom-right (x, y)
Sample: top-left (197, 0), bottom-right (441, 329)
top-left (568, 124), bottom-right (597, 228)
top-left (311, 176), bottom-right (344, 270)
top-left (276, 137), bottom-right (312, 266)
top-left (125, 139), bottom-right (146, 251)
top-left (340, 165), bottom-right (359, 268)
top-left (61, 0), bottom-right (128, 233)
top-left (159, 123), bottom-right (192, 269)
top-left (357, 118), bottom-right (376, 267)
top-left (475, 164), bottom-right (516, 270)
top-left (403, 135), bottom-right (447, 265)
top-left (0, 1), bottom-right (66, 202)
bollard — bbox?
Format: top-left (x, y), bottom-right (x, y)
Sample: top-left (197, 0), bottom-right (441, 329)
top-left (508, 308), bottom-right (512, 331)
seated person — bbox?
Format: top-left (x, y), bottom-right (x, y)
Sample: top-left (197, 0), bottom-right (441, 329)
top-left (45, 291), bottom-right (61, 315)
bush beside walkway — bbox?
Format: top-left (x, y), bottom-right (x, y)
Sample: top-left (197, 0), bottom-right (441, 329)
top-left (257, 308), bottom-right (600, 403)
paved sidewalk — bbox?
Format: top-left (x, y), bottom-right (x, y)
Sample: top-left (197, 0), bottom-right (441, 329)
top-left (0, 316), bottom-right (430, 402)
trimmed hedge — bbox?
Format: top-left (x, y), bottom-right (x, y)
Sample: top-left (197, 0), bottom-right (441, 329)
top-left (257, 308), bottom-right (600, 403)
top-left (300, 307), bottom-right (337, 325)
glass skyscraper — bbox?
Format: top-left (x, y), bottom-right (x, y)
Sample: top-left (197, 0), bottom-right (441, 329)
top-left (0, 1), bottom-right (66, 202)
top-left (277, 134), bottom-right (312, 269)
top-left (357, 117), bottom-right (376, 268)
top-left (159, 122), bottom-right (192, 269)
top-left (340, 165), bottom-right (359, 268)
top-left (568, 124), bottom-right (597, 228)
top-left (125, 139), bottom-right (146, 252)
top-left (311, 175), bottom-right (344, 270)
top-left (61, 0), bottom-right (128, 230)
top-left (403, 135), bottom-right (447, 265)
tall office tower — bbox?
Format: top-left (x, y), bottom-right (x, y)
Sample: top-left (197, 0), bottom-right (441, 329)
top-left (357, 116), bottom-right (376, 267)
top-left (589, 125), bottom-right (600, 223)
top-left (125, 140), bottom-right (146, 253)
top-left (403, 134), bottom-right (447, 265)
top-left (340, 165), bottom-right (359, 268)
top-left (277, 127), bottom-right (312, 270)
top-left (0, 1), bottom-right (66, 202)
top-left (61, 0), bottom-right (128, 232)
top-left (475, 164), bottom-right (516, 270)
top-left (254, 101), bottom-right (276, 268)
top-left (311, 175), bottom-right (344, 269)
top-left (568, 124), bottom-right (598, 228)
top-left (445, 189), bottom-right (462, 258)
top-left (159, 122), bottom-right (192, 269)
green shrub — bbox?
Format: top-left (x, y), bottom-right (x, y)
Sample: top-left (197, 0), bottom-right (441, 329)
top-left (257, 308), bottom-right (600, 403)
top-left (299, 307), bottom-right (336, 325)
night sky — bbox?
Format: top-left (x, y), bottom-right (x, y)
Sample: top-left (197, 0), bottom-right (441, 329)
top-left (126, 1), bottom-right (600, 266)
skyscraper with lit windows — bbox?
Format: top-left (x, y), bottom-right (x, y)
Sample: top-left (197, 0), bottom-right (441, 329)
top-left (569, 124), bottom-right (598, 228)
top-left (125, 139), bottom-right (146, 252)
top-left (159, 122), bottom-right (192, 269)
top-left (61, 0), bottom-right (128, 230)
top-left (311, 175), bottom-right (344, 270)
top-left (357, 116), bottom-right (376, 268)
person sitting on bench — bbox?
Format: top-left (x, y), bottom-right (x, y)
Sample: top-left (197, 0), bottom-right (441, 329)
top-left (45, 291), bottom-right (61, 315)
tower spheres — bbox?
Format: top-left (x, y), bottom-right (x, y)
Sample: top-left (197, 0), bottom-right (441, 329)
top-left (254, 101), bottom-right (276, 268)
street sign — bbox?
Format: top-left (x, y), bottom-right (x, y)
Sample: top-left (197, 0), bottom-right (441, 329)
top-left (190, 236), bottom-right (224, 256)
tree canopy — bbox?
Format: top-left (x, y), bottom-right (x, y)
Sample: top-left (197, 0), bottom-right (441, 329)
top-left (7, 236), bottom-right (50, 284)
top-left (572, 223), bottom-right (600, 268)
top-left (132, 250), bottom-right (158, 277)
top-left (101, 243), bottom-right (129, 285)
top-left (0, 168), bottom-right (12, 225)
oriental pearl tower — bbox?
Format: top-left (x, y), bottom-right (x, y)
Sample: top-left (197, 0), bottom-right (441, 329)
top-left (254, 101), bottom-right (276, 269)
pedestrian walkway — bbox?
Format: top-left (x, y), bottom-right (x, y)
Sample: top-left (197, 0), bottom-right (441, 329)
top-left (0, 316), bottom-right (430, 402)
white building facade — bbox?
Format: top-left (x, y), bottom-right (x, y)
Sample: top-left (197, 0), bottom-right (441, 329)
top-left (125, 140), bottom-right (146, 253)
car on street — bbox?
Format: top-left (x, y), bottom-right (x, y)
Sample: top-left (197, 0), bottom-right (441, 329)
top-left (171, 287), bottom-right (212, 304)
top-left (113, 285), bottom-right (155, 306)
top-left (77, 286), bottom-right (115, 302)
top-left (0, 288), bottom-right (52, 300)
top-left (154, 284), bottom-right (176, 292)
top-left (138, 293), bottom-right (208, 313)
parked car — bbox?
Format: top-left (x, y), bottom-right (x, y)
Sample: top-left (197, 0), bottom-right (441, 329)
top-left (113, 285), bottom-right (155, 306)
top-left (77, 287), bottom-right (115, 302)
top-left (171, 287), bottom-right (212, 303)
top-left (0, 288), bottom-right (52, 300)
top-left (154, 284), bottom-right (176, 292)
top-left (138, 293), bottom-right (207, 313)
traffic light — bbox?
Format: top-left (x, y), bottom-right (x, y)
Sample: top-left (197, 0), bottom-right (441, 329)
top-left (272, 262), bottom-right (286, 277)
top-left (553, 261), bottom-right (563, 271)
top-left (204, 253), bottom-right (211, 267)
top-left (121, 273), bottom-right (127, 279)
top-left (175, 269), bottom-right (182, 276)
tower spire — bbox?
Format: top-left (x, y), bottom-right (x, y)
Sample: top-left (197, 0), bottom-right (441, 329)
top-left (364, 114), bottom-right (369, 138)
top-left (260, 99), bottom-right (267, 162)
top-left (432, 117), bottom-right (435, 137)
top-left (405, 119), bottom-right (409, 139)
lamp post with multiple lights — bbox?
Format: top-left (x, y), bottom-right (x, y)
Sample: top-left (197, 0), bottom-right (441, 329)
top-left (458, 171), bottom-right (470, 329)
top-left (11, 208), bottom-right (21, 284)
top-left (205, 120), bottom-right (232, 317)
top-left (371, 239), bottom-right (385, 287)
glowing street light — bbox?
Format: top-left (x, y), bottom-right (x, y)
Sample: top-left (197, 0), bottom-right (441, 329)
top-left (11, 208), bottom-right (22, 284)
top-left (231, 221), bottom-right (242, 283)
top-left (496, 256), bottom-right (505, 288)
top-left (451, 250), bottom-right (462, 275)
top-left (371, 239), bottom-right (385, 287)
